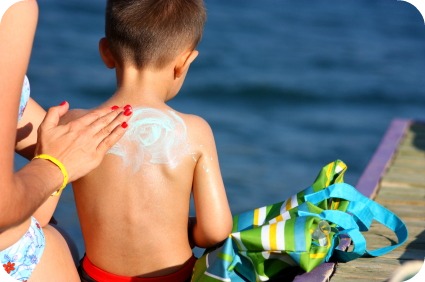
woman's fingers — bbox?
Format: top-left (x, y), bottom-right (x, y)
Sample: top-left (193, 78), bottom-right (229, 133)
top-left (96, 118), bottom-right (129, 154)
top-left (91, 106), bottom-right (132, 154)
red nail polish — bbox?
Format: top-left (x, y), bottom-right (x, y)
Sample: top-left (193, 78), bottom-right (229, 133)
top-left (121, 122), bottom-right (128, 128)
top-left (124, 109), bottom-right (132, 116)
top-left (124, 104), bottom-right (132, 110)
top-left (111, 105), bottom-right (119, 110)
top-left (59, 101), bottom-right (67, 106)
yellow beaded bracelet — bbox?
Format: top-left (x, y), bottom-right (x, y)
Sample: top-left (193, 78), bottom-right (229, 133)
top-left (33, 154), bottom-right (69, 196)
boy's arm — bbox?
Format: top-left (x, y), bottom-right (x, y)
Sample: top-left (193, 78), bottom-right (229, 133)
top-left (190, 117), bottom-right (233, 248)
top-left (16, 98), bottom-right (45, 158)
top-left (16, 98), bottom-right (60, 226)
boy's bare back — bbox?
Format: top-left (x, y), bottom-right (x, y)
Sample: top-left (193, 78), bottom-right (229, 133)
top-left (71, 105), bottom-right (228, 276)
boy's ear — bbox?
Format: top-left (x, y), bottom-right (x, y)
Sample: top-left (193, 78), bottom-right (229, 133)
top-left (99, 37), bottom-right (116, 69)
top-left (174, 49), bottom-right (199, 79)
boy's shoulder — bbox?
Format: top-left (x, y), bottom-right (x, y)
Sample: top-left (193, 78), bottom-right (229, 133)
top-left (174, 111), bottom-right (212, 133)
top-left (131, 107), bottom-right (211, 130)
top-left (132, 107), bottom-right (214, 142)
top-left (176, 111), bottom-right (209, 127)
top-left (175, 112), bottom-right (215, 144)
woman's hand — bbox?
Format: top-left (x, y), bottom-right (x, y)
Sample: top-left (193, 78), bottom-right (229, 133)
top-left (35, 102), bottom-right (132, 183)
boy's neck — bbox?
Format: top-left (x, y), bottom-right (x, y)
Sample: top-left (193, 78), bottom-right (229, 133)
top-left (111, 65), bottom-right (176, 107)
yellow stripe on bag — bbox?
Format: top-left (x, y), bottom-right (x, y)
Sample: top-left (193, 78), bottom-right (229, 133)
top-left (284, 194), bottom-right (298, 211)
top-left (325, 163), bottom-right (334, 187)
top-left (254, 208), bottom-right (260, 226)
top-left (332, 199), bottom-right (341, 210)
top-left (285, 198), bottom-right (292, 210)
top-left (254, 206), bottom-right (267, 226)
top-left (310, 252), bottom-right (326, 259)
top-left (269, 223), bottom-right (277, 250)
top-left (271, 214), bottom-right (283, 223)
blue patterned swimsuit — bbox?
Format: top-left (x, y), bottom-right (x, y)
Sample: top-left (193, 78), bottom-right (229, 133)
top-left (18, 75), bottom-right (30, 121)
top-left (0, 218), bottom-right (46, 281)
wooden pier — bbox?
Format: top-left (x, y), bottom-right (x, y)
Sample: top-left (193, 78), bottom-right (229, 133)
top-left (331, 119), bottom-right (425, 281)
top-left (294, 119), bottom-right (425, 282)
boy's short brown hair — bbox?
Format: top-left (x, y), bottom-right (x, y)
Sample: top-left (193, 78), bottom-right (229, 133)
top-left (105, 0), bottom-right (206, 69)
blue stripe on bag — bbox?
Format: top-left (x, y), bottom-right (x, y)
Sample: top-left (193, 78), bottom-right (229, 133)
top-left (295, 217), bottom-right (308, 252)
top-left (303, 185), bottom-right (314, 195)
top-left (236, 210), bottom-right (255, 231)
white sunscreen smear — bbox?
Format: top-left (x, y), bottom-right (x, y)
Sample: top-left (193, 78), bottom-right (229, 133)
top-left (108, 108), bottom-right (189, 171)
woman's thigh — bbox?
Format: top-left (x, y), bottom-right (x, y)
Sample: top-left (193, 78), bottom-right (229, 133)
top-left (29, 225), bottom-right (79, 282)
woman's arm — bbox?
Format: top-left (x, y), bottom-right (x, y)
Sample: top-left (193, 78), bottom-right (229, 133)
top-left (16, 98), bottom-right (61, 226)
top-left (16, 98), bottom-right (46, 159)
top-left (190, 116), bottom-right (233, 248)
top-left (0, 1), bottom-right (131, 231)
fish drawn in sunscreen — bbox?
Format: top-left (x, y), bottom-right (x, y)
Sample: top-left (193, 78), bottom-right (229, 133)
top-left (108, 108), bottom-right (189, 171)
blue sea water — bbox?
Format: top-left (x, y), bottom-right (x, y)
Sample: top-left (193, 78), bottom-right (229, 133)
top-left (16, 0), bottom-right (425, 255)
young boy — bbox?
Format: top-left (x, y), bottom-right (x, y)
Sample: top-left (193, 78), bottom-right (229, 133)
top-left (64, 0), bottom-right (233, 281)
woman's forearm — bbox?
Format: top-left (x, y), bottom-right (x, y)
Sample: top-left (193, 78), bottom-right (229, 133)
top-left (0, 158), bottom-right (63, 231)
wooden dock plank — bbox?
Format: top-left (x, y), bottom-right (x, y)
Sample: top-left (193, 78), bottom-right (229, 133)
top-left (354, 119), bottom-right (410, 198)
top-left (332, 258), bottom-right (402, 281)
top-left (329, 119), bottom-right (425, 282)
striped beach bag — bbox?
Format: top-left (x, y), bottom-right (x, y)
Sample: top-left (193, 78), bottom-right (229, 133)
top-left (191, 160), bottom-right (408, 281)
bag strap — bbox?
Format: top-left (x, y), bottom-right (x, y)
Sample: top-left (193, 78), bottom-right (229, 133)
top-left (304, 183), bottom-right (374, 231)
top-left (304, 183), bottom-right (408, 257)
